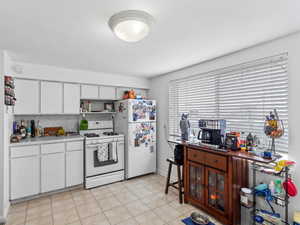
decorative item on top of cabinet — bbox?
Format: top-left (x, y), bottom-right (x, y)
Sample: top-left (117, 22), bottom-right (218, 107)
top-left (4, 76), bottom-right (16, 106)
top-left (116, 87), bottom-right (148, 100)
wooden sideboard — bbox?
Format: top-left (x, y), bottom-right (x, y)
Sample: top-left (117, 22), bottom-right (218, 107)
top-left (184, 146), bottom-right (249, 225)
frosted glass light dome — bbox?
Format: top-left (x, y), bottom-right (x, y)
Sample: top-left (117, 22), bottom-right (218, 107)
top-left (108, 10), bottom-right (154, 42)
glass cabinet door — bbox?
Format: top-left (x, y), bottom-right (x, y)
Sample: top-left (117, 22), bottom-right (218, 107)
top-left (188, 162), bottom-right (204, 203)
top-left (206, 167), bottom-right (227, 214)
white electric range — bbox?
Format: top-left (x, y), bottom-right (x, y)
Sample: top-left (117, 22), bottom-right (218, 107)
top-left (80, 121), bottom-right (125, 189)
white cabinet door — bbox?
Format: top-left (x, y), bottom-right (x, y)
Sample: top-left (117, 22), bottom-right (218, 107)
top-left (66, 150), bottom-right (83, 187)
top-left (99, 86), bottom-right (116, 100)
top-left (10, 156), bottom-right (40, 199)
top-left (41, 81), bottom-right (63, 114)
top-left (41, 153), bottom-right (65, 192)
top-left (63, 83), bottom-right (80, 114)
top-left (14, 79), bottom-right (39, 114)
top-left (81, 85), bottom-right (99, 99)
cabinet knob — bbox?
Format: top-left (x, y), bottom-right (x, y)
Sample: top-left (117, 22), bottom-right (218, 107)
top-left (193, 154), bottom-right (197, 158)
top-left (214, 159), bottom-right (218, 163)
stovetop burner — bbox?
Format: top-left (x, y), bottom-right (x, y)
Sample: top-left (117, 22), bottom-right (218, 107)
top-left (84, 133), bottom-right (100, 138)
top-left (103, 132), bottom-right (119, 136)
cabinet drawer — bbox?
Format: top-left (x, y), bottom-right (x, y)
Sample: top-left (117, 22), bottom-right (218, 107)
top-left (11, 145), bottom-right (40, 158)
top-left (66, 141), bottom-right (83, 152)
top-left (187, 149), bottom-right (205, 164)
top-left (41, 143), bottom-right (65, 154)
top-left (204, 153), bottom-right (227, 171)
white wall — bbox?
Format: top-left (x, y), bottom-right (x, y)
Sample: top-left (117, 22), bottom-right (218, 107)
top-left (149, 32), bottom-right (300, 221)
top-left (0, 51), bottom-right (12, 223)
top-left (7, 61), bottom-right (150, 89)
top-left (0, 50), bottom-right (4, 222)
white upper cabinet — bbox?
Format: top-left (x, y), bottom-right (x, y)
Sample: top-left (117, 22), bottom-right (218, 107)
top-left (81, 84), bottom-right (99, 99)
top-left (99, 86), bottom-right (116, 100)
top-left (14, 79), bottom-right (39, 114)
top-left (63, 83), bottom-right (80, 114)
top-left (41, 81), bottom-right (63, 114)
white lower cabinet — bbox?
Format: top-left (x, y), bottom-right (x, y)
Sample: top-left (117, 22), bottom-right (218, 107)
top-left (66, 150), bottom-right (83, 187)
top-left (41, 153), bottom-right (65, 193)
top-left (10, 140), bottom-right (84, 200)
top-left (10, 156), bottom-right (40, 199)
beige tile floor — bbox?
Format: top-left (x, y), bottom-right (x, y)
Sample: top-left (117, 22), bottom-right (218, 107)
top-left (7, 174), bottom-right (223, 225)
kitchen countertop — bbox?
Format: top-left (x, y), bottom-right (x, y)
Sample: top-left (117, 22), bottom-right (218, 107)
top-left (10, 135), bottom-right (84, 147)
top-left (168, 136), bottom-right (280, 164)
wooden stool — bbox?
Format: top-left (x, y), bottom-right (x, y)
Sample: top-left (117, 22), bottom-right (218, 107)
top-left (165, 158), bottom-right (184, 204)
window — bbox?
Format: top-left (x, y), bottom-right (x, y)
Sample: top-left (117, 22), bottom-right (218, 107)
top-left (169, 53), bottom-right (288, 152)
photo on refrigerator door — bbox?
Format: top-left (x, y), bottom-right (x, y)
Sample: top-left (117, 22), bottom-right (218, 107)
top-left (130, 122), bottom-right (156, 148)
top-left (130, 100), bottom-right (156, 122)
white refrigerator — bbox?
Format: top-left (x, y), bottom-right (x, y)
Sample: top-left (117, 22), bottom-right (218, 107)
top-left (115, 99), bottom-right (156, 179)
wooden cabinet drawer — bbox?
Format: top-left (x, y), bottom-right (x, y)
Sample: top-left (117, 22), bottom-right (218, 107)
top-left (187, 149), bottom-right (205, 164)
top-left (204, 152), bottom-right (227, 171)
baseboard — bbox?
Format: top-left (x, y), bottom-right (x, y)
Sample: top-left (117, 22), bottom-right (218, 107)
top-left (0, 216), bottom-right (7, 224)
top-left (0, 201), bottom-right (10, 224)
top-left (4, 201), bottom-right (10, 217)
top-left (157, 168), bottom-right (167, 177)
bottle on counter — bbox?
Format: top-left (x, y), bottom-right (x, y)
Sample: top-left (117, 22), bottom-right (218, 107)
top-left (19, 120), bottom-right (27, 139)
top-left (27, 121), bottom-right (31, 138)
top-left (13, 121), bottom-right (18, 134)
top-left (35, 120), bottom-right (42, 137)
top-left (30, 120), bottom-right (36, 138)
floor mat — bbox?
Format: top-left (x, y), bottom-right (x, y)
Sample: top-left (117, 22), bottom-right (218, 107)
top-left (182, 217), bottom-right (215, 225)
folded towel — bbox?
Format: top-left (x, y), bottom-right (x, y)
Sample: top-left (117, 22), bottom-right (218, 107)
top-left (108, 143), bottom-right (118, 162)
top-left (181, 217), bottom-right (215, 225)
top-left (97, 144), bottom-right (109, 162)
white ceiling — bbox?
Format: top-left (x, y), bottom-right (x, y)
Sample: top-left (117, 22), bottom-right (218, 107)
top-left (1, 0), bottom-right (300, 77)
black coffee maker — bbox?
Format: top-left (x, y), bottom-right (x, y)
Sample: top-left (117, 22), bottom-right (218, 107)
top-left (197, 128), bottom-right (222, 145)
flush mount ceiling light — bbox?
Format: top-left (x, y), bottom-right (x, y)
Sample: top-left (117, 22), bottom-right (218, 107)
top-left (108, 10), bottom-right (154, 43)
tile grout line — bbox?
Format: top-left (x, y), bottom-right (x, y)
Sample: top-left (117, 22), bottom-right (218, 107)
top-left (50, 195), bottom-right (54, 225)
top-left (24, 201), bottom-right (29, 225)
top-left (71, 190), bottom-right (84, 225)
top-left (90, 188), bottom-right (112, 225)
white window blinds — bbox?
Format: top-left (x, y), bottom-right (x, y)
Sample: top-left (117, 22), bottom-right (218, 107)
top-left (168, 53), bottom-right (288, 152)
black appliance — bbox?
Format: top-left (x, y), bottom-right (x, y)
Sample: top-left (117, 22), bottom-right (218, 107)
top-left (197, 128), bottom-right (222, 146)
top-left (225, 134), bottom-right (240, 151)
